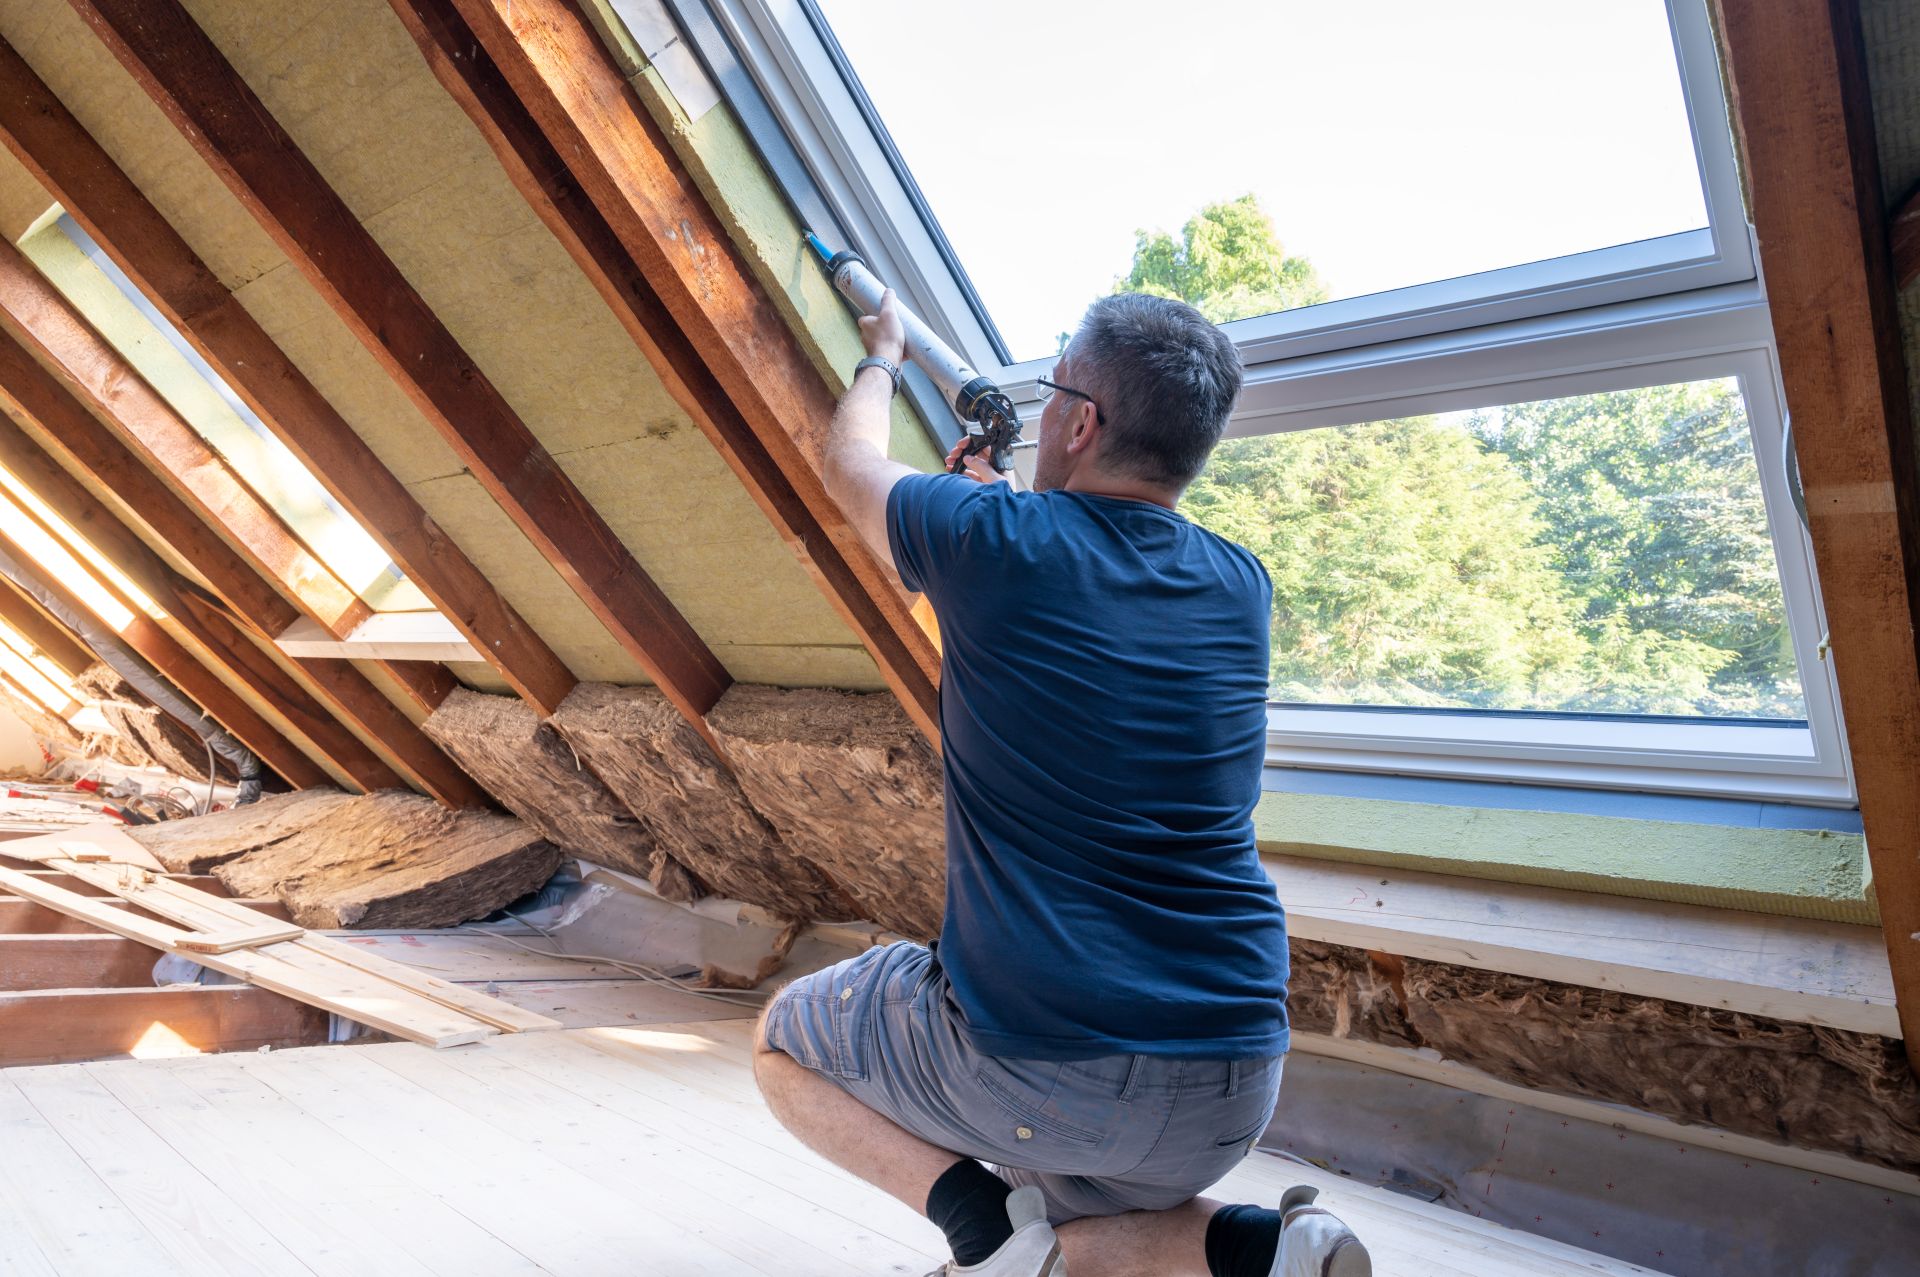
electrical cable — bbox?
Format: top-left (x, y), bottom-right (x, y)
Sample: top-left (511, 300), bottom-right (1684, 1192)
top-left (200, 736), bottom-right (217, 816)
top-left (456, 909), bottom-right (771, 1009)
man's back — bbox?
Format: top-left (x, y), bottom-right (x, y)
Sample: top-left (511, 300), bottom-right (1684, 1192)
top-left (889, 473), bottom-right (1290, 1060)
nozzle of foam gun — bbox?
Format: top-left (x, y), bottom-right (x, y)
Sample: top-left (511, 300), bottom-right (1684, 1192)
top-left (803, 230), bottom-right (834, 264)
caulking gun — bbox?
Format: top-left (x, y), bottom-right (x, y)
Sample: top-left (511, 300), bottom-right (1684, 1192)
top-left (805, 232), bottom-right (1026, 476)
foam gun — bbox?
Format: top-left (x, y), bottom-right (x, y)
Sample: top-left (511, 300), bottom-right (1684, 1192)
top-left (805, 232), bottom-right (1025, 476)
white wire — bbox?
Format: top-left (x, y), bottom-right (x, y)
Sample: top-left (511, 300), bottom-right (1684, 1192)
top-left (459, 909), bottom-right (772, 1009)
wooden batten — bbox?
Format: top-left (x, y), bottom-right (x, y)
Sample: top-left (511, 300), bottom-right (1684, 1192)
top-left (65, 0), bottom-right (732, 738)
top-left (0, 34), bottom-right (578, 717)
top-left (0, 326), bottom-right (488, 805)
top-left (1715, 0), bottom-right (1920, 1066)
top-left (395, 0), bottom-right (941, 743)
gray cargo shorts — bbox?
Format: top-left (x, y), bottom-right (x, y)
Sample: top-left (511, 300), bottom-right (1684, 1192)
top-left (760, 940), bottom-right (1284, 1224)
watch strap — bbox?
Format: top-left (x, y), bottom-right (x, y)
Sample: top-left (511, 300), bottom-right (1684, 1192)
top-left (854, 355), bottom-right (902, 396)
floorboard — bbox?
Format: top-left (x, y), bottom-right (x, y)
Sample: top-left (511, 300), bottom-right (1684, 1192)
top-left (0, 1016), bottom-right (1670, 1276)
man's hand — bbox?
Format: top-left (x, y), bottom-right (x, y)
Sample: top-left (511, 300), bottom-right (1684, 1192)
top-left (859, 289), bottom-right (908, 365)
top-left (944, 437), bottom-right (1008, 484)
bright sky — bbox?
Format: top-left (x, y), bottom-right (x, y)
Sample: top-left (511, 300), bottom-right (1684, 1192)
top-left (816, 0), bottom-right (1708, 363)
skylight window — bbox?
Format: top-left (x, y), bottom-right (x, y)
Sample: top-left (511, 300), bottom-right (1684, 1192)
top-left (813, 0), bottom-right (1709, 362)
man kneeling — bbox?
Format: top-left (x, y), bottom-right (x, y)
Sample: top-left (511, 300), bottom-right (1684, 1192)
top-left (754, 290), bottom-right (1369, 1277)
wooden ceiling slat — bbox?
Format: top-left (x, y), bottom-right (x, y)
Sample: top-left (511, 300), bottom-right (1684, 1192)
top-left (0, 335), bottom-right (487, 804)
top-left (390, 0), bottom-right (940, 743)
top-left (64, 0), bottom-right (732, 736)
top-left (1715, 0), bottom-right (1920, 1068)
top-left (0, 35), bottom-right (578, 718)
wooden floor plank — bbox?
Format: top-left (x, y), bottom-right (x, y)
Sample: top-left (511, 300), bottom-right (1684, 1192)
top-left (0, 1073), bottom-right (188, 1276)
top-left (159, 1056), bottom-right (545, 1277)
top-left (227, 1045), bottom-right (758, 1275)
top-left (0, 1018), bottom-right (1673, 1276)
top-left (5, 1064), bottom-right (311, 1275)
top-left (365, 1038), bottom-right (932, 1273)
top-left (486, 1029), bottom-right (935, 1246)
top-left (86, 1060), bottom-right (442, 1277)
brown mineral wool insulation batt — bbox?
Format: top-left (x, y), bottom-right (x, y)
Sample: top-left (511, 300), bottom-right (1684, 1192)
top-left (126, 786), bottom-right (359, 873)
top-left (75, 663), bottom-right (236, 781)
top-left (423, 687), bottom-right (700, 901)
top-left (547, 683), bottom-right (853, 921)
top-left (0, 678), bottom-right (96, 759)
top-left (1287, 939), bottom-right (1920, 1175)
top-left (212, 790), bottom-right (563, 929)
top-left (708, 685), bottom-right (945, 939)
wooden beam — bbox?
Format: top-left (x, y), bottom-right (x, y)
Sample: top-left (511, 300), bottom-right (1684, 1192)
top-left (0, 933), bottom-right (165, 990)
top-left (0, 330), bottom-right (489, 806)
top-left (0, 575), bottom-right (92, 679)
top-left (393, 0), bottom-right (940, 741)
top-left (0, 240), bottom-right (367, 639)
top-left (1715, 0), bottom-right (1920, 1066)
top-left (0, 984), bottom-right (329, 1066)
top-left (0, 522), bottom-right (330, 790)
top-left (0, 35), bottom-right (577, 716)
top-left (65, 0), bottom-right (732, 735)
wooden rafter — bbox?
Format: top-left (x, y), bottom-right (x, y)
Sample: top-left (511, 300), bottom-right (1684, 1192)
top-left (0, 240), bottom-right (368, 641)
top-left (0, 333), bottom-right (384, 792)
top-left (395, 0), bottom-right (940, 741)
top-left (0, 472), bottom-right (385, 794)
top-left (1715, 0), bottom-right (1920, 1067)
top-left (0, 574), bottom-right (93, 679)
top-left (0, 35), bottom-right (577, 717)
top-left (0, 335), bottom-right (489, 806)
top-left (65, 0), bottom-right (731, 737)
top-left (0, 520), bottom-right (327, 790)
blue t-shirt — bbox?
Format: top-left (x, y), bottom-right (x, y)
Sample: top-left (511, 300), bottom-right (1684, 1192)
top-left (887, 473), bottom-right (1289, 1060)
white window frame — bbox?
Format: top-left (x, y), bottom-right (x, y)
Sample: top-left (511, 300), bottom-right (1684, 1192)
top-left (701, 0), bottom-right (1854, 804)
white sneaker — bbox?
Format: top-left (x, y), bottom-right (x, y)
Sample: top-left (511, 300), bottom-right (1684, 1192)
top-left (924, 1186), bottom-right (1063, 1277)
top-left (1270, 1185), bottom-right (1370, 1277)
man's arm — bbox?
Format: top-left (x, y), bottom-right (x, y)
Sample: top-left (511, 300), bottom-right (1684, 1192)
top-left (823, 289), bottom-right (918, 563)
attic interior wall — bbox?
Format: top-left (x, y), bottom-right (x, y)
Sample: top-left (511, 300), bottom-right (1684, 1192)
top-left (0, 0), bottom-right (892, 696)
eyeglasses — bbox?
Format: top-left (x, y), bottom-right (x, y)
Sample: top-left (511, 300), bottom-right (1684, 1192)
top-left (1035, 376), bottom-right (1105, 425)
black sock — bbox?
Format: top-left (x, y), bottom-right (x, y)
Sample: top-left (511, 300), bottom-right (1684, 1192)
top-left (1205, 1203), bottom-right (1284, 1277)
top-left (925, 1159), bottom-right (1014, 1266)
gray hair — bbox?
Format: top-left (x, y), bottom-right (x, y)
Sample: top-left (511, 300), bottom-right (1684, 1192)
top-left (1068, 294), bottom-right (1244, 487)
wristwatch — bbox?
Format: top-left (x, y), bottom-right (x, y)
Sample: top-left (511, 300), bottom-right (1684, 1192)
top-left (854, 355), bottom-right (902, 397)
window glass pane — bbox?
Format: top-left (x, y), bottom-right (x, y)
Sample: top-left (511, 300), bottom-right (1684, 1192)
top-left (815, 0), bottom-right (1709, 362)
top-left (1184, 378), bottom-right (1805, 720)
